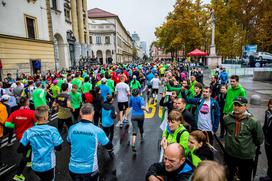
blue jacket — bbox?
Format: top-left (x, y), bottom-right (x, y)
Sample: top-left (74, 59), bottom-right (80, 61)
top-left (101, 102), bottom-right (116, 127)
top-left (219, 71), bottom-right (228, 84)
top-left (182, 91), bottom-right (220, 132)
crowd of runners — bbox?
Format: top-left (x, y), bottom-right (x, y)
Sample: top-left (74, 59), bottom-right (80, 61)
top-left (0, 62), bottom-right (271, 181)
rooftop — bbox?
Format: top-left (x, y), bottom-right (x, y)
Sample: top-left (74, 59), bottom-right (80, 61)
top-left (88, 8), bottom-right (117, 18)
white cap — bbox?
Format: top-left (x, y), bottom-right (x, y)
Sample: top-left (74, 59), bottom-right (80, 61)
top-left (101, 78), bottom-right (107, 83)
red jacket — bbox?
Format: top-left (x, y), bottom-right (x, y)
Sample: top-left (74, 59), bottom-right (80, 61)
top-left (6, 107), bottom-right (36, 140)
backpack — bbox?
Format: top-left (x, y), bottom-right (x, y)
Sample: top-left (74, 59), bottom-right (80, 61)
top-left (166, 128), bottom-right (187, 143)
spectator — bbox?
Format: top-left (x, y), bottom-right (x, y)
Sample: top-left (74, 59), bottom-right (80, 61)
top-left (210, 75), bottom-right (220, 99)
top-left (217, 85), bottom-right (227, 138)
top-left (182, 86), bottom-right (220, 144)
top-left (260, 99), bottom-right (272, 181)
top-left (188, 130), bottom-right (214, 167)
top-left (219, 68), bottom-right (228, 85)
top-left (146, 143), bottom-right (194, 181)
top-left (160, 110), bottom-right (190, 155)
top-left (191, 160), bottom-right (227, 181)
top-left (159, 91), bottom-right (178, 113)
top-left (223, 75), bottom-right (246, 115)
top-left (224, 97), bottom-right (263, 181)
top-left (176, 98), bottom-right (197, 131)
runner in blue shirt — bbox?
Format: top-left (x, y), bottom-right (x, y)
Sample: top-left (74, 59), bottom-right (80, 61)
top-left (19, 106), bottom-right (63, 181)
top-left (67, 103), bottom-right (113, 181)
top-left (129, 89), bottom-right (149, 154)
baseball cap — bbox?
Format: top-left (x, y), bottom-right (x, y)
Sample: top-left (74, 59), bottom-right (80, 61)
top-left (101, 78), bottom-right (107, 83)
top-left (233, 96), bottom-right (248, 106)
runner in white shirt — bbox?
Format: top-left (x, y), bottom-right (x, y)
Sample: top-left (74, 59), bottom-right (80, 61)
top-left (115, 76), bottom-right (130, 128)
top-left (150, 74), bottom-right (161, 102)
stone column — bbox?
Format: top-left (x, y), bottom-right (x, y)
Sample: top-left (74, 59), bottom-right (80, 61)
top-left (77, 0), bottom-right (84, 44)
top-left (83, 0), bottom-right (89, 44)
top-left (71, 0), bottom-right (79, 41)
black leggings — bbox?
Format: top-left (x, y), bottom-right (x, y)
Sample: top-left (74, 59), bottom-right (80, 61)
top-left (72, 108), bottom-right (80, 123)
top-left (58, 117), bottom-right (73, 133)
top-left (93, 111), bottom-right (101, 126)
top-left (265, 143), bottom-right (272, 178)
top-left (131, 117), bottom-right (144, 136)
top-left (102, 125), bottom-right (114, 142)
top-left (17, 148), bottom-right (31, 175)
top-left (34, 168), bottom-right (55, 181)
top-left (69, 171), bottom-right (99, 181)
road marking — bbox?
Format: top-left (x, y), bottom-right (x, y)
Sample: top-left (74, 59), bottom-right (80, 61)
top-left (145, 99), bottom-right (157, 119)
top-left (158, 107), bottom-right (163, 119)
top-left (0, 164), bottom-right (16, 176)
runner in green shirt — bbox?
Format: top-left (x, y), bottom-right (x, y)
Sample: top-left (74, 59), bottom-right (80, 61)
top-left (32, 82), bottom-right (47, 109)
top-left (106, 73), bottom-right (115, 95)
top-left (69, 84), bottom-right (82, 122)
top-left (50, 80), bottom-right (60, 99)
top-left (130, 75), bottom-right (141, 91)
top-left (71, 74), bottom-right (82, 92)
top-left (82, 77), bottom-right (92, 93)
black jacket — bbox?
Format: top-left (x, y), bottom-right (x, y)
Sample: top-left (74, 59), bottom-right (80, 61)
top-left (93, 95), bottom-right (103, 112)
top-left (160, 96), bottom-right (174, 112)
top-left (146, 161), bottom-right (193, 181)
top-left (210, 82), bottom-right (220, 98)
top-left (182, 109), bottom-right (197, 131)
top-left (194, 144), bottom-right (214, 160)
top-left (263, 110), bottom-right (272, 145)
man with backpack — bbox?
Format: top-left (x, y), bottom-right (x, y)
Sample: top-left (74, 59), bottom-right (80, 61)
top-left (219, 68), bottom-right (228, 85)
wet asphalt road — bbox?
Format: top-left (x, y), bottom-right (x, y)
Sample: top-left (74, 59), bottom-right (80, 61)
top-left (0, 98), bottom-right (164, 181)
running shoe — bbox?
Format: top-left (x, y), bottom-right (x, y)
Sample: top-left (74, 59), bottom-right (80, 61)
top-left (123, 119), bottom-right (128, 124)
top-left (26, 162), bottom-right (32, 167)
top-left (13, 174), bottom-right (25, 181)
top-left (115, 121), bottom-right (120, 127)
top-left (140, 135), bottom-right (144, 143)
top-left (132, 145), bottom-right (136, 152)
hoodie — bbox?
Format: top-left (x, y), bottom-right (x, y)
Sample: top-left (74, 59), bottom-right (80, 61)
top-left (101, 102), bottom-right (116, 127)
top-left (223, 84), bottom-right (246, 114)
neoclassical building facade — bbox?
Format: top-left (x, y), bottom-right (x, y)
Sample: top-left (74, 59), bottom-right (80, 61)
top-left (0, 0), bottom-right (55, 77)
top-left (88, 8), bottom-right (133, 64)
top-left (0, 0), bottom-right (90, 78)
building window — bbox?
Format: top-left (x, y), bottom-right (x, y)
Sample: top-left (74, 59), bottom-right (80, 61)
top-left (117, 37), bottom-right (121, 47)
top-left (89, 36), bottom-right (93, 44)
top-left (105, 36), bottom-right (110, 44)
top-left (64, 8), bottom-right (70, 22)
top-left (25, 16), bottom-right (37, 39)
top-left (52, 0), bottom-right (57, 10)
top-left (96, 36), bottom-right (101, 45)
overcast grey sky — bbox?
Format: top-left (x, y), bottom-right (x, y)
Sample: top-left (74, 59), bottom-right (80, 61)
top-left (88, 0), bottom-right (209, 50)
